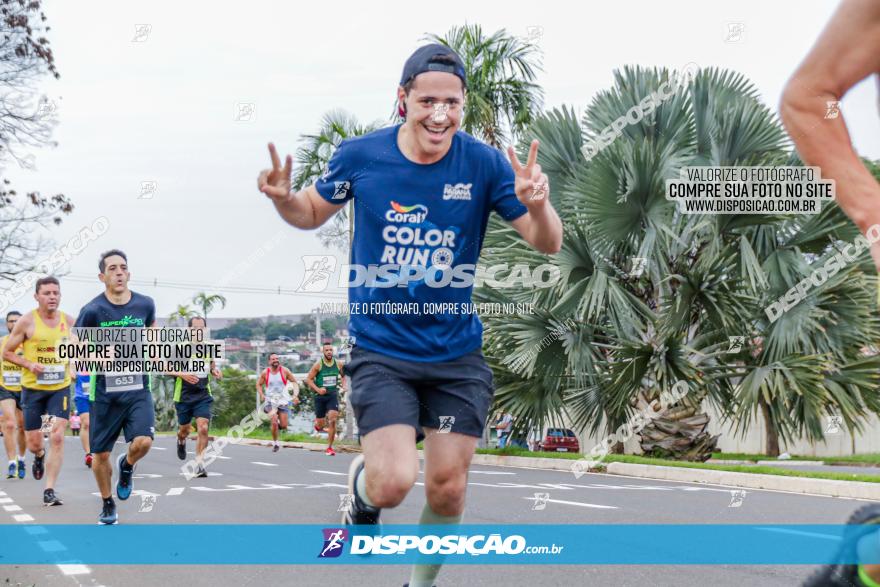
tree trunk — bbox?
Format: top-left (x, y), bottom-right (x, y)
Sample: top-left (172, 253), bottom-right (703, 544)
top-left (638, 391), bottom-right (719, 461)
top-left (759, 397), bottom-right (780, 457)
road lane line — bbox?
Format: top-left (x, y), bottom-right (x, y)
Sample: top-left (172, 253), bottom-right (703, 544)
top-left (13, 514), bottom-right (34, 522)
top-left (756, 527), bottom-right (840, 541)
top-left (469, 471), bottom-right (516, 475)
top-left (58, 564), bottom-right (91, 575)
top-left (310, 470), bottom-right (346, 476)
top-left (166, 487), bottom-right (185, 496)
top-left (522, 497), bottom-right (618, 510)
top-left (38, 540), bottom-right (66, 552)
top-left (251, 462), bottom-right (278, 467)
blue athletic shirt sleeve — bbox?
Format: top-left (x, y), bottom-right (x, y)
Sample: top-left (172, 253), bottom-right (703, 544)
top-left (145, 297), bottom-right (156, 327)
top-left (489, 147), bottom-right (528, 222)
top-left (314, 141), bottom-right (356, 204)
top-left (74, 305), bottom-right (96, 328)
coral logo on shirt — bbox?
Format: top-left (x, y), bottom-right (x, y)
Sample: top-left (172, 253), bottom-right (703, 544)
top-left (385, 201), bottom-right (428, 224)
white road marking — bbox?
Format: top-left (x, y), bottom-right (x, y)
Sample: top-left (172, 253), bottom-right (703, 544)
top-left (0, 497), bottom-right (13, 503)
top-left (58, 564), bottom-right (91, 575)
top-left (13, 514), bottom-right (34, 522)
top-left (166, 487), bottom-right (185, 496)
top-left (90, 489), bottom-right (158, 498)
top-left (469, 470), bottom-right (516, 475)
top-left (251, 461), bottom-right (278, 467)
top-left (570, 483), bottom-right (675, 491)
top-left (191, 482), bottom-right (348, 493)
top-left (523, 496), bottom-right (618, 510)
top-left (24, 526), bottom-right (48, 535)
top-left (134, 473), bottom-right (162, 479)
top-left (679, 486), bottom-right (738, 493)
top-left (756, 527), bottom-right (840, 541)
top-left (469, 482), bottom-right (566, 490)
top-left (38, 540), bottom-right (66, 552)
top-left (310, 469), bottom-right (346, 476)
top-left (3, 504), bottom-right (22, 511)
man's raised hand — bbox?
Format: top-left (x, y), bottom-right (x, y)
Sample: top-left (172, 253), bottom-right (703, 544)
top-left (507, 139), bottom-right (550, 207)
top-left (257, 143), bottom-right (293, 200)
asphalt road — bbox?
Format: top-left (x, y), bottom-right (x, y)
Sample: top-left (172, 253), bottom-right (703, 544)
top-left (0, 434), bottom-right (874, 587)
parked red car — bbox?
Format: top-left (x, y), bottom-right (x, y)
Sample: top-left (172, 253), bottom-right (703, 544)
top-left (540, 428), bottom-right (579, 453)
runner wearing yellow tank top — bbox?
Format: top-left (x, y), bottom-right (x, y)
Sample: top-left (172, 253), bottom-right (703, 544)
top-left (2, 276), bottom-right (74, 506)
top-left (0, 311), bottom-right (27, 479)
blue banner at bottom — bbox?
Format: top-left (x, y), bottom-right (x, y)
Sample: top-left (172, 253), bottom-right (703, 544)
top-left (1, 524), bottom-right (879, 565)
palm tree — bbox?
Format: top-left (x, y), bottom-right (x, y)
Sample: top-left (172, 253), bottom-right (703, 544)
top-left (292, 109), bottom-right (384, 252)
top-left (425, 24), bottom-right (544, 148)
top-left (477, 66), bottom-right (880, 460)
top-left (192, 292), bottom-right (226, 322)
top-left (167, 304), bottom-right (197, 327)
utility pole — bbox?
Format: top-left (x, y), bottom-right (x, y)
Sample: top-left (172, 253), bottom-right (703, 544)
top-left (312, 307), bottom-right (322, 347)
top-left (255, 351), bottom-right (261, 414)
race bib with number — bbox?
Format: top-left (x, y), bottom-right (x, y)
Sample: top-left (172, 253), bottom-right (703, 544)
top-left (105, 373), bottom-right (144, 393)
top-left (2, 372), bottom-right (21, 387)
top-left (37, 365), bottom-right (65, 385)
top-left (323, 375), bottom-right (337, 388)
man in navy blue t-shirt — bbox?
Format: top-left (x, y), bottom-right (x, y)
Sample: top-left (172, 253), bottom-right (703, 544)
top-left (75, 249), bottom-right (157, 525)
top-left (257, 43), bottom-right (562, 587)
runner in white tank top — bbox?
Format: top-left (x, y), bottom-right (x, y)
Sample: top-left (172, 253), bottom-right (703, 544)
top-left (256, 354), bottom-right (299, 452)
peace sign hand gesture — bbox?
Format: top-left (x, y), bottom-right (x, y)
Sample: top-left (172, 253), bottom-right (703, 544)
top-left (257, 142), bottom-right (293, 201)
top-left (507, 139), bottom-right (550, 208)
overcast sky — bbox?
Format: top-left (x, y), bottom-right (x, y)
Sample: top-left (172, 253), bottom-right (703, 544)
top-left (3, 0), bottom-right (878, 320)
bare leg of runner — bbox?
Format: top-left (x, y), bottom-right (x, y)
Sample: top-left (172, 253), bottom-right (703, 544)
top-left (43, 418), bottom-right (67, 490)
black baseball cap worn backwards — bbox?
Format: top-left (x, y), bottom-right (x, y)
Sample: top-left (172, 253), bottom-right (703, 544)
top-left (400, 43), bottom-right (467, 88)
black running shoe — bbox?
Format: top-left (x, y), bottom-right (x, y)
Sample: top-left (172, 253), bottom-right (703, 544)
top-left (43, 488), bottom-right (63, 506)
top-left (177, 438), bottom-right (186, 460)
top-left (272, 444), bottom-right (280, 453)
top-left (32, 451), bottom-right (44, 481)
top-left (99, 498), bottom-right (118, 525)
top-left (116, 453), bottom-right (135, 501)
top-left (342, 454), bottom-right (381, 525)
top-left (803, 503), bottom-right (880, 586)
top-left (196, 464), bottom-right (208, 478)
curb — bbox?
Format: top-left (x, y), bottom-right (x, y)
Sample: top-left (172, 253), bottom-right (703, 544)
top-left (755, 460), bottom-right (824, 467)
top-left (220, 437), bottom-right (362, 453)
top-left (606, 462), bottom-right (880, 500)
top-left (708, 459), bottom-right (826, 466)
top-left (470, 453), bottom-right (579, 472)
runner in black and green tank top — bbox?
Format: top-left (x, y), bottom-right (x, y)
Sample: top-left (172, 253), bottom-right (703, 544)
top-left (306, 342), bottom-right (344, 456)
top-left (170, 316), bottom-right (221, 477)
